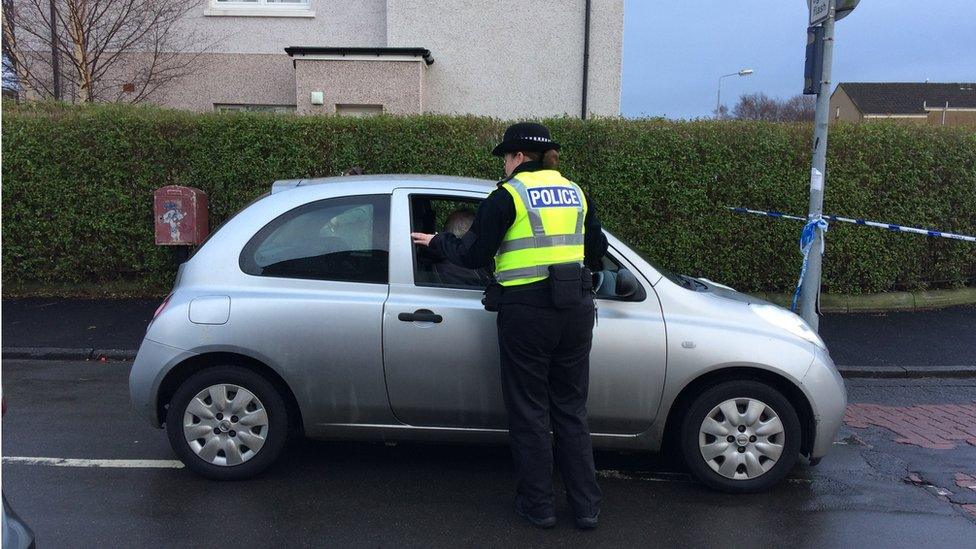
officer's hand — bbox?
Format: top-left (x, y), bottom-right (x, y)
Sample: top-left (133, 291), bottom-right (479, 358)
top-left (411, 232), bottom-right (435, 247)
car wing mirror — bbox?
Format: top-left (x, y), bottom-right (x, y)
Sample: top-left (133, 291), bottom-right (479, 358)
top-left (615, 268), bottom-right (641, 299)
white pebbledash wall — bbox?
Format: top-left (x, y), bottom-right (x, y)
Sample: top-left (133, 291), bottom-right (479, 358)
top-left (179, 0), bottom-right (389, 53)
top-left (161, 0), bottom-right (622, 117)
top-left (385, 0), bottom-right (622, 118)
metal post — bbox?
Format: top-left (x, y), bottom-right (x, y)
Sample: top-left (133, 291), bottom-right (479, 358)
top-left (716, 77), bottom-right (723, 119)
top-left (798, 0), bottom-right (835, 331)
top-left (716, 73), bottom-right (735, 119)
top-left (581, 0), bottom-right (591, 120)
top-left (49, 0), bottom-right (60, 100)
top-left (715, 70), bottom-right (752, 119)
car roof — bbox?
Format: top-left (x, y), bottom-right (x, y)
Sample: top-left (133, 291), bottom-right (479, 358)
top-left (272, 174), bottom-right (496, 194)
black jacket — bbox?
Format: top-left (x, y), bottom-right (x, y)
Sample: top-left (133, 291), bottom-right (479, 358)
top-left (429, 162), bottom-right (609, 303)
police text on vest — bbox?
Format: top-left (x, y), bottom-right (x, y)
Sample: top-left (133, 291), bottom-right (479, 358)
top-left (526, 187), bottom-right (581, 209)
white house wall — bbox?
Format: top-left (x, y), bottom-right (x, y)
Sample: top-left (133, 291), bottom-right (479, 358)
top-left (180, 0), bottom-right (389, 53)
top-left (385, 0), bottom-right (623, 118)
top-left (30, 0), bottom-right (623, 117)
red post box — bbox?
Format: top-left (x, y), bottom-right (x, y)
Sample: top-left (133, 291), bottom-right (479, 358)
top-left (154, 186), bottom-right (209, 246)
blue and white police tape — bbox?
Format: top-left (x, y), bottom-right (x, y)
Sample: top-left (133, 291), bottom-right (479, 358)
top-left (791, 216), bottom-right (828, 312)
top-left (728, 207), bottom-right (976, 243)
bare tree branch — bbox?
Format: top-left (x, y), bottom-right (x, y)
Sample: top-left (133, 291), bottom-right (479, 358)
top-left (728, 93), bottom-right (817, 122)
top-left (5, 0), bottom-right (208, 103)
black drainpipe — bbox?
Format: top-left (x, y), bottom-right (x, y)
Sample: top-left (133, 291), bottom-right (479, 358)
top-left (581, 0), bottom-right (591, 119)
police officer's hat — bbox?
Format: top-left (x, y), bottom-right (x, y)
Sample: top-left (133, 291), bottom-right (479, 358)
top-left (491, 122), bottom-right (561, 157)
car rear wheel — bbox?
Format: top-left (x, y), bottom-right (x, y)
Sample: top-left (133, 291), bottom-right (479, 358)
top-left (679, 380), bottom-right (801, 492)
top-left (166, 366), bottom-right (288, 480)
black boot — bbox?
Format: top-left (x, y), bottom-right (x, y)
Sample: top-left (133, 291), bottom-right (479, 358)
top-left (575, 509), bottom-right (599, 530)
top-left (515, 497), bottom-right (556, 529)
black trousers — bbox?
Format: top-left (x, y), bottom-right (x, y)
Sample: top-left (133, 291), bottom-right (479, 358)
top-left (496, 298), bottom-right (602, 518)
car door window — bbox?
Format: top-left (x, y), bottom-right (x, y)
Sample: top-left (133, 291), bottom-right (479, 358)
top-left (409, 195), bottom-right (492, 290)
top-left (240, 195), bottom-right (390, 283)
top-left (593, 252), bottom-right (646, 301)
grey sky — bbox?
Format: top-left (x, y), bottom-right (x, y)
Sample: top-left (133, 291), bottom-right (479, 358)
top-left (621, 1), bottom-right (976, 119)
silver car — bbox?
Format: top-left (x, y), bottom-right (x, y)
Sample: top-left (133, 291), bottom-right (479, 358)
top-left (129, 175), bottom-right (846, 492)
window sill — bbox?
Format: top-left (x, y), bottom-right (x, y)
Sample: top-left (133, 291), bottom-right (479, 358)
top-left (204, 8), bottom-right (315, 18)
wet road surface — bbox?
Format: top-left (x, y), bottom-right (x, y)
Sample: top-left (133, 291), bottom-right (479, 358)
top-left (2, 359), bottom-right (974, 547)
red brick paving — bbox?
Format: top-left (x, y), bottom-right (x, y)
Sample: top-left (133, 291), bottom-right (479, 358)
top-left (844, 402), bottom-right (976, 449)
top-left (956, 473), bottom-right (976, 491)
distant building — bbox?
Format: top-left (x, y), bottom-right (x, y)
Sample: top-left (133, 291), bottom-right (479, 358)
top-left (179, 0), bottom-right (623, 117)
top-left (829, 83), bottom-right (976, 126)
top-left (16, 1), bottom-right (623, 118)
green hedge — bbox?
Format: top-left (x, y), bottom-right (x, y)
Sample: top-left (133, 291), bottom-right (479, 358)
top-left (2, 103), bottom-right (974, 296)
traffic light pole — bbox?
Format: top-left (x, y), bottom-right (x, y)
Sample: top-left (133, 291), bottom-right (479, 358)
top-left (798, 0), bottom-right (835, 332)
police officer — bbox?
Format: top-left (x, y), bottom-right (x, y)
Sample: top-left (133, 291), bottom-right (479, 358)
top-left (411, 122), bottom-right (607, 529)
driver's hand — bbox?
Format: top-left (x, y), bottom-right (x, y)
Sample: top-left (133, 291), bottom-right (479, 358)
top-left (411, 232), bottom-right (435, 247)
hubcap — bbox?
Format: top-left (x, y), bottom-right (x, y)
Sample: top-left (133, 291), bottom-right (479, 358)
top-left (183, 384), bottom-right (268, 467)
top-left (698, 397), bottom-right (785, 480)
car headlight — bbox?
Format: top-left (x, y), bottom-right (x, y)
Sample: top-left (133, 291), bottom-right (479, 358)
top-left (749, 303), bottom-right (827, 350)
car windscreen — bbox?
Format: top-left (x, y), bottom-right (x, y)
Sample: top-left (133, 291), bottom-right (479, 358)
top-left (633, 248), bottom-right (686, 287)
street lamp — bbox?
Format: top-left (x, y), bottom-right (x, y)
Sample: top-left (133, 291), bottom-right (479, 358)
top-left (716, 69), bottom-right (754, 119)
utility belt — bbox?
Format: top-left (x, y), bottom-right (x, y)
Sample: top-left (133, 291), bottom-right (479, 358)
top-left (483, 263), bottom-right (593, 312)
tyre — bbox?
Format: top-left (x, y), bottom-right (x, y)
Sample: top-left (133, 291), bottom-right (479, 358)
top-left (679, 380), bottom-right (801, 492)
top-left (166, 366), bottom-right (288, 480)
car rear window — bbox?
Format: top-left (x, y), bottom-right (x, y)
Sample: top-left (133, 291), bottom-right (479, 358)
top-left (240, 194), bottom-right (390, 284)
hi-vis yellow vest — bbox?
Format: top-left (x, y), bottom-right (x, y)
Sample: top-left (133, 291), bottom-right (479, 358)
top-left (494, 170), bottom-right (587, 286)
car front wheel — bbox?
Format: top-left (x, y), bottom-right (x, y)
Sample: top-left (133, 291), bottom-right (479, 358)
top-left (680, 380), bottom-right (801, 492)
top-left (166, 366), bottom-right (288, 480)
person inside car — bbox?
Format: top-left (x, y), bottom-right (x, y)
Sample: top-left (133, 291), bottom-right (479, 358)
top-left (430, 208), bottom-right (492, 287)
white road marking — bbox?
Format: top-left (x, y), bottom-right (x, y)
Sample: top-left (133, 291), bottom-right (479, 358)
top-left (2, 456), bottom-right (184, 469)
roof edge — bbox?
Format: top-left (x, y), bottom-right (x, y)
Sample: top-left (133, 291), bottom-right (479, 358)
top-left (834, 82), bottom-right (976, 115)
top-left (271, 174), bottom-right (496, 193)
top-left (834, 81), bottom-right (976, 86)
top-left (284, 46), bottom-right (434, 66)
top-left (833, 83), bottom-right (865, 113)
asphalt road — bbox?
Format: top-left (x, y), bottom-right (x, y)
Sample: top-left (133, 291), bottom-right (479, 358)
top-left (2, 359), bottom-right (974, 547)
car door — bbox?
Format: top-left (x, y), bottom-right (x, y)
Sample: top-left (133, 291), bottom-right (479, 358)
top-left (382, 188), bottom-right (666, 434)
top-left (383, 189), bottom-right (506, 429)
top-left (585, 243), bottom-right (667, 434)
top-left (233, 193), bottom-right (393, 428)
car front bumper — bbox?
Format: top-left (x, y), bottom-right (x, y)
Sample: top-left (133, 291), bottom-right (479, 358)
top-left (802, 347), bottom-right (848, 459)
top-left (129, 338), bottom-right (196, 427)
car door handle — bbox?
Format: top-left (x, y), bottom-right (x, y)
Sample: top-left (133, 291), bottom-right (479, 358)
top-left (398, 309), bottom-right (443, 323)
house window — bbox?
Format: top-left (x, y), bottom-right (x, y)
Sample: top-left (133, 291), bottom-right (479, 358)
top-left (207, 0), bottom-right (314, 17)
top-left (335, 104), bottom-right (384, 117)
top-left (215, 104), bottom-right (296, 114)
top-left (215, 0), bottom-right (309, 6)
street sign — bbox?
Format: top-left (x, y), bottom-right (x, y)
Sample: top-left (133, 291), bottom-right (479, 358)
top-left (808, 0), bottom-right (860, 26)
top-left (799, 0), bottom-right (858, 331)
top-left (804, 25), bottom-right (825, 94)
top-left (809, 0), bottom-right (830, 25)
top-left (835, 0), bottom-right (860, 21)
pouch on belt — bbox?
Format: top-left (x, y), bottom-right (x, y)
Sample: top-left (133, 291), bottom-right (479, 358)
top-left (548, 263), bottom-right (591, 309)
